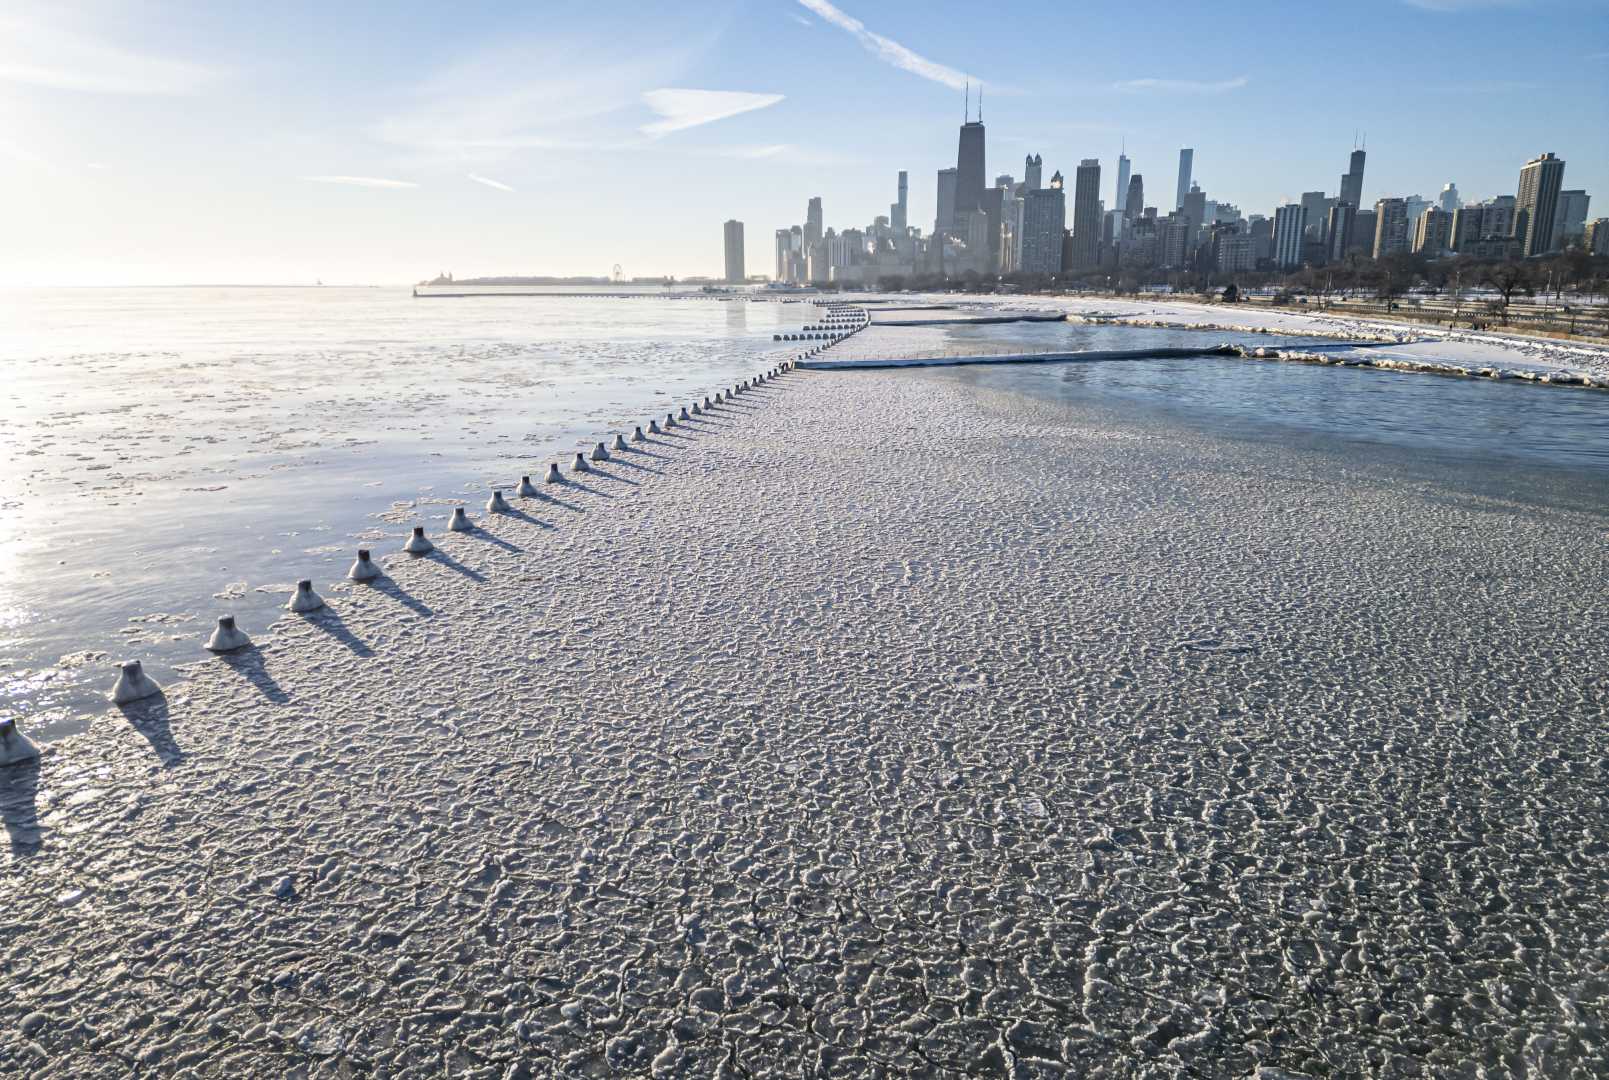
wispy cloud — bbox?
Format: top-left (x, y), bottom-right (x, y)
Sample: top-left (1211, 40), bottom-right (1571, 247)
top-left (640, 89), bottom-right (784, 136)
top-left (1114, 76), bottom-right (1248, 94)
top-left (304, 175), bottom-right (419, 189)
top-left (0, 13), bottom-right (224, 95)
top-left (789, 12), bottom-right (814, 26)
top-left (373, 39), bottom-right (688, 164)
top-left (468, 173), bottom-right (515, 192)
top-left (795, 0), bottom-right (972, 90)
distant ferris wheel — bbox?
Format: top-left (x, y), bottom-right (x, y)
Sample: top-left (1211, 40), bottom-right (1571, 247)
top-left (611, 264), bottom-right (623, 282)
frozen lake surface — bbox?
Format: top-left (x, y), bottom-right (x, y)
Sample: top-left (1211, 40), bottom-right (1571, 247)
top-left (5, 364), bottom-right (1606, 1076)
top-left (0, 288), bottom-right (799, 739)
top-left (2, 291), bottom-right (1605, 744)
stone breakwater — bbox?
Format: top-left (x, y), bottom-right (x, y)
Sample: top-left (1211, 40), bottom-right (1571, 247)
top-left (4, 368), bottom-right (1608, 1078)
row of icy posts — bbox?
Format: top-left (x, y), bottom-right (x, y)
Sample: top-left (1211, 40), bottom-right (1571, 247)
top-left (1, 303), bottom-right (868, 752)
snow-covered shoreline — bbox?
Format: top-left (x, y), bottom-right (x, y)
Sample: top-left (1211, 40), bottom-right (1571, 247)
top-left (4, 365), bottom-right (1606, 1076)
top-left (1017, 295), bottom-right (1609, 384)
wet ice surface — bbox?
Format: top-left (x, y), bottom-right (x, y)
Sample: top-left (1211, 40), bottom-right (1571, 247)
top-left (940, 350), bottom-right (1609, 476)
top-left (0, 288), bottom-right (798, 740)
top-left (4, 367), bottom-right (1608, 1077)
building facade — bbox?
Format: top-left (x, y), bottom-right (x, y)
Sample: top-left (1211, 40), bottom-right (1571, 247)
top-left (1175, 148), bottom-right (1193, 211)
top-left (722, 220), bottom-right (744, 283)
top-left (1515, 152), bottom-right (1565, 257)
top-left (1373, 198), bottom-right (1410, 258)
top-left (1272, 204), bottom-right (1307, 268)
top-left (1019, 174), bottom-right (1066, 275)
top-left (1069, 159), bottom-right (1102, 270)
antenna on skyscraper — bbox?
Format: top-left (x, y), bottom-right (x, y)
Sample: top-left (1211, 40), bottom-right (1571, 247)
top-left (964, 80), bottom-right (969, 122)
top-left (978, 83), bottom-right (983, 122)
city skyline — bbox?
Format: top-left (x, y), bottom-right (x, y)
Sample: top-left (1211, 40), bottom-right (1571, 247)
top-left (2, 0), bottom-right (1606, 285)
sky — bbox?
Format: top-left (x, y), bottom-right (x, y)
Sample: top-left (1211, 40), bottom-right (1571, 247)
top-left (1, 0), bottom-right (1605, 286)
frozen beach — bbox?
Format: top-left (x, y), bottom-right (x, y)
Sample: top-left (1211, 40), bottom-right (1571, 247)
top-left (4, 351), bottom-right (1608, 1076)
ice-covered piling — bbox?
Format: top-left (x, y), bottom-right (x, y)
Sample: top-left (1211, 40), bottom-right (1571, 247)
top-left (679, 407), bottom-right (691, 421)
top-left (0, 717), bottom-right (41, 766)
top-left (288, 579), bottom-right (325, 612)
top-left (546, 463), bottom-right (563, 483)
top-left (649, 420), bottom-right (662, 434)
top-left (691, 403), bottom-right (702, 416)
top-left (404, 526), bottom-right (434, 555)
top-left (591, 442), bottom-right (611, 462)
top-left (449, 506), bottom-right (474, 531)
top-left (703, 397), bottom-right (713, 409)
top-left (665, 413), bottom-right (678, 429)
top-left (110, 659), bottom-right (162, 705)
top-left (613, 433), bottom-right (629, 451)
top-left (632, 426), bottom-right (646, 442)
top-left (348, 549), bottom-right (382, 582)
top-left (517, 475), bottom-right (539, 497)
top-left (574, 452), bottom-right (592, 473)
top-left (486, 491), bottom-right (510, 513)
top-left (205, 615), bottom-right (251, 653)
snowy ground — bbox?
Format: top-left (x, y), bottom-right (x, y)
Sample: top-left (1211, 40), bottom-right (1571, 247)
top-left (4, 366), bottom-right (1606, 1077)
top-left (1013, 296), bottom-right (1609, 384)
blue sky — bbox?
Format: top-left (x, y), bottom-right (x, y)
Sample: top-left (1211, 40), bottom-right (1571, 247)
top-left (1, 0), bottom-right (1604, 284)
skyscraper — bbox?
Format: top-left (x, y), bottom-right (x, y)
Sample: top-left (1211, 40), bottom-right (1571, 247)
top-left (1412, 208), bottom-right (1452, 256)
top-left (955, 118), bottom-right (986, 229)
top-left (1272, 204), bottom-right (1307, 268)
top-left (1024, 154), bottom-right (1042, 191)
top-left (1553, 190), bottom-right (1590, 248)
top-left (1070, 159), bottom-right (1102, 269)
top-left (1300, 191), bottom-right (1331, 243)
top-left (1124, 174), bottom-right (1144, 222)
top-left (936, 168), bottom-right (958, 237)
top-left (1373, 198), bottom-right (1410, 258)
top-left (1020, 173), bottom-right (1066, 275)
top-left (1326, 202), bottom-right (1355, 262)
top-left (1439, 183), bottom-right (1461, 214)
top-left (723, 220), bottom-right (744, 283)
top-left (1114, 152), bottom-right (1131, 215)
top-left (804, 197), bottom-right (823, 249)
top-left (1339, 148), bottom-right (1366, 210)
top-left (891, 171), bottom-right (908, 233)
top-left (1175, 148), bottom-right (1193, 211)
top-left (773, 228), bottom-right (790, 282)
top-left (1516, 152), bottom-right (1566, 256)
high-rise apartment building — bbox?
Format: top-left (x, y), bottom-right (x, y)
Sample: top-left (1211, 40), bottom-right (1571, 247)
top-left (1070, 159), bottom-right (1102, 269)
top-left (935, 168), bottom-right (958, 237)
top-left (1412, 208), bottom-right (1452, 256)
top-left (955, 119), bottom-right (986, 229)
top-left (1019, 172), bottom-right (1066, 275)
top-left (1175, 148), bottom-right (1193, 211)
top-left (1340, 148), bottom-right (1366, 210)
top-left (1439, 183), bottom-right (1461, 214)
top-left (1124, 174), bottom-right (1144, 222)
top-left (722, 220), bottom-right (744, 283)
top-left (1024, 154), bottom-right (1043, 191)
top-left (891, 171), bottom-right (908, 233)
top-left (1553, 190), bottom-right (1590, 247)
top-left (1272, 204), bottom-right (1308, 268)
top-left (1515, 152), bottom-right (1565, 256)
top-left (1114, 153), bottom-right (1131, 215)
top-left (1373, 198), bottom-right (1410, 258)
